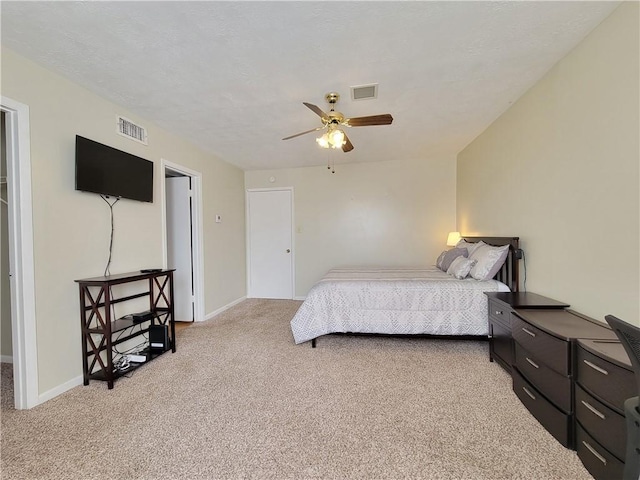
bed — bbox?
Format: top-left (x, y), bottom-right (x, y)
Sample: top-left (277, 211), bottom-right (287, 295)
top-left (290, 236), bottom-right (520, 346)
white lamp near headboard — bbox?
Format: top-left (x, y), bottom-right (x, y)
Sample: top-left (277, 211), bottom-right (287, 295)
top-left (446, 231), bottom-right (461, 247)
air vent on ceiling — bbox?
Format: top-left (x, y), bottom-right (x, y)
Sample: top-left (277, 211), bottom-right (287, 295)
top-left (350, 83), bottom-right (378, 101)
top-left (116, 115), bottom-right (148, 145)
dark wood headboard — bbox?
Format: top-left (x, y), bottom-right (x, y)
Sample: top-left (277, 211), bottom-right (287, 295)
top-left (461, 236), bottom-right (520, 292)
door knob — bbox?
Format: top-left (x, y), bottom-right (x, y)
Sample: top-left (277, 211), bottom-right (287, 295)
top-left (286, 249), bottom-right (291, 253)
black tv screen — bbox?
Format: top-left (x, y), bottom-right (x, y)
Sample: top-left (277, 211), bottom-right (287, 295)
top-left (75, 135), bottom-right (153, 202)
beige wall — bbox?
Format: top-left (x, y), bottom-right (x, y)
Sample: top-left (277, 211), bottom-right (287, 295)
top-left (246, 156), bottom-right (457, 297)
top-left (1, 48), bottom-right (246, 395)
top-left (457, 3), bottom-right (639, 324)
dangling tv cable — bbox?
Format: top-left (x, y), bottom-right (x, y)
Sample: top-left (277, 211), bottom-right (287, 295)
top-left (100, 194), bottom-right (120, 277)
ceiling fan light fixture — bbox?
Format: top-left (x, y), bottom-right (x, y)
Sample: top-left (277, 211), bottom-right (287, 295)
top-left (328, 128), bottom-right (345, 148)
top-left (316, 128), bottom-right (345, 149)
top-left (316, 133), bottom-right (330, 148)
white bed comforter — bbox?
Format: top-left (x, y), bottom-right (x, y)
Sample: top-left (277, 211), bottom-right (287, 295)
top-left (290, 267), bottom-right (510, 344)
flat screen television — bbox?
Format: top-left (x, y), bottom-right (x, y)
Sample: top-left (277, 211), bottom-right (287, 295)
top-left (75, 135), bottom-right (154, 202)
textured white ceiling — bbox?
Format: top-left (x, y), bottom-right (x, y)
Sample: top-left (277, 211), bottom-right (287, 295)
top-left (1, 1), bottom-right (619, 170)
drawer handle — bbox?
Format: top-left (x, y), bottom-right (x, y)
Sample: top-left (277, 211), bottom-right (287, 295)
top-left (581, 400), bottom-right (606, 420)
top-left (582, 441), bottom-right (607, 465)
top-left (495, 310), bottom-right (503, 315)
top-left (525, 357), bottom-right (540, 369)
top-left (522, 327), bottom-right (536, 337)
top-left (583, 360), bottom-right (609, 375)
top-left (522, 386), bottom-right (536, 400)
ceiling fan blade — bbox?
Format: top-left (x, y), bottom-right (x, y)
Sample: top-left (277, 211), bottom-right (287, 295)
top-left (303, 102), bottom-right (329, 121)
top-left (282, 126), bottom-right (324, 141)
top-left (342, 133), bottom-right (354, 153)
top-left (344, 114), bottom-right (393, 127)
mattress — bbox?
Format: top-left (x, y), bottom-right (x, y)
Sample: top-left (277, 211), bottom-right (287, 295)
top-left (290, 267), bottom-right (510, 344)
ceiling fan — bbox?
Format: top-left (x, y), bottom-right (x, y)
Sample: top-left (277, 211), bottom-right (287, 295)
top-left (282, 92), bottom-right (393, 153)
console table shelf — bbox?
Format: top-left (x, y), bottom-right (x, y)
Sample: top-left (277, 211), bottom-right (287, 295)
top-left (76, 270), bottom-right (176, 389)
top-left (87, 347), bottom-right (169, 383)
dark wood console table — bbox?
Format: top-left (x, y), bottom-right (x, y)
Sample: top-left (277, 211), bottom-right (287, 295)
top-left (76, 270), bottom-right (176, 389)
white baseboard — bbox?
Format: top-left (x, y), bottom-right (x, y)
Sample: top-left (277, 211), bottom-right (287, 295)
top-left (1, 355), bottom-right (14, 364)
top-left (293, 296), bottom-right (306, 301)
top-left (38, 375), bottom-right (83, 405)
top-left (204, 296), bottom-right (247, 321)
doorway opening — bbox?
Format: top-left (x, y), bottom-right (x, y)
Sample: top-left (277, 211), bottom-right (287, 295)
top-left (1, 97), bottom-right (38, 409)
top-left (161, 159), bottom-right (204, 323)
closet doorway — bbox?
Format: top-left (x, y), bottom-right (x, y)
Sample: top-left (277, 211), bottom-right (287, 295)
top-left (246, 188), bottom-right (294, 299)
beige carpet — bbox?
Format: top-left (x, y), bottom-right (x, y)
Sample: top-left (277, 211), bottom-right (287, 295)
top-left (1, 299), bottom-right (592, 480)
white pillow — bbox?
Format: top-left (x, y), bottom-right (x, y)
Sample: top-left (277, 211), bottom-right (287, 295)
top-left (469, 244), bottom-right (510, 281)
top-left (447, 256), bottom-right (477, 279)
top-left (456, 239), bottom-right (485, 257)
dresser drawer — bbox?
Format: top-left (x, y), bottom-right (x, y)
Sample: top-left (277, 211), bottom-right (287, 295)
top-left (515, 343), bottom-right (571, 413)
top-left (513, 369), bottom-right (571, 448)
top-left (488, 299), bottom-right (510, 327)
top-left (575, 384), bottom-right (626, 461)
top-left (576, 344), bottom-right (635, 413)
top-left (491, 318), bottom-right (513, 369)
top-left (512, 314), bottom-right (570, 375)
top-left (576, 423), bottom-right (625, 480)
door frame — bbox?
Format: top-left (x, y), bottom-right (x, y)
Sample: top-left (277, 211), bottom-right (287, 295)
top-left (1, 96), bottom-right (39, 409)
top-left (160, 159), bottom-right (205, 322)
top-left (245, 187), bottom-right (295, 299)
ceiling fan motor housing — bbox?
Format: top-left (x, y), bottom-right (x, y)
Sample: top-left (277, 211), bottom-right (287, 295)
top-left (325, 92), bottom-right (340, 105)
top-left (326, 111), bottom-right (345, 124)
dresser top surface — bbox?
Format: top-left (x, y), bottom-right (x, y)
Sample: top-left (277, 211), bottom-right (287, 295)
top-left (485, 292), bottom-right (569, 309)
top-left (513, 309), bottom-right (618, 341)
top-left (577, 338), bottom-right (632, 370)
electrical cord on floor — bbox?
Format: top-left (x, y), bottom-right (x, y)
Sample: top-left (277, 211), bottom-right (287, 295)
top-left (100, 194), bottom-right (120, 277)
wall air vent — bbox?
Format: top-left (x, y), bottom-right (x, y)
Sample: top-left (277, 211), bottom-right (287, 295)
top-left (350, 84), bottom-right (378, 101)
top-left (116, 115), bottom-right (148, 145)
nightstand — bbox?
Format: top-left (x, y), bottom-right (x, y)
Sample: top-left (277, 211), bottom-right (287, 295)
top-left (484, 292), bottom-right (569, 373)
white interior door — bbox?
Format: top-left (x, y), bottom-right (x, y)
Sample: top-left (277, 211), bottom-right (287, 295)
top-left (166, 176), bottom-right (194, 321)
top-left (248, 189), bottom-right (293, 299)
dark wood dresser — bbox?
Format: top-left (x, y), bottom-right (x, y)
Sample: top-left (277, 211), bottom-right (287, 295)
top-left (485, 292), bottom-right (569, 373)
top-left (510, 309), bottom-right (618, 448)
top-left (574, 339), bottom-right (634, 480)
